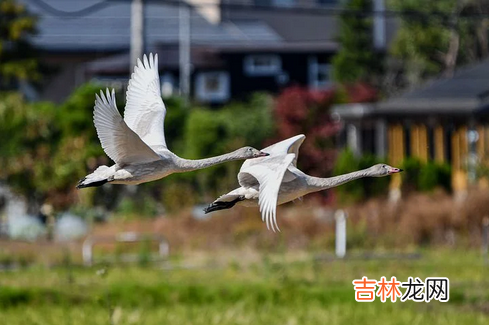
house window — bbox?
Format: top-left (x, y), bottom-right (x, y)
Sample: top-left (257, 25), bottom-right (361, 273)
top-left (254, 0), bottom-right (295, 7)
top-left (308, 56), bottom-right (332, 89)
top-left (244, 55), bottom-right (282, 76)
top-left (195, 71), bottom-right (230, 103)
top-left (317, 0), bottom-right (339, 5)
top-left (160, 73), bottom-right (175, 98)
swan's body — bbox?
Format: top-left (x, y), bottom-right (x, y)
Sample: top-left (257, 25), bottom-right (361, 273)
top-left (204, 135), bottom-right (402, 231)
top-left (77, 54), bottom-right (267, 189)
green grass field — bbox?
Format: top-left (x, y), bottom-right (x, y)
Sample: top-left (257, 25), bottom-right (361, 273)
top-left (0, 249), bottom-right (488, 325)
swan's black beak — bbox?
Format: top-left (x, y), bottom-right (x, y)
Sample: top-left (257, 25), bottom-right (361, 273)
top-left (257, 151), bottom-right (269, 157)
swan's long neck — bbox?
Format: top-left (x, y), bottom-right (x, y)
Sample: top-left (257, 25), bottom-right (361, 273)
top-left (304, 168), bottom-right (372, 194)
top-left (172, 151), bottom-right (244, 172)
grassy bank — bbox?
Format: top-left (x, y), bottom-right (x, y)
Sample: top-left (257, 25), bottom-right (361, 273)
top-left (0, 249), bottom-right (488, 324)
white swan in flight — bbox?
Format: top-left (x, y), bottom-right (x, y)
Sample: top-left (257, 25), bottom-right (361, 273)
top-left (77, 53), bottom-right (268, 188)
top-left (204, 134), bottom-right (402, 231)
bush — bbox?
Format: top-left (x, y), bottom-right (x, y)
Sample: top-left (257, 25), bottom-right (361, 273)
top-left (401, 158), bottom-right (451, 193)
top-left (273, 87), bottom-right (339, 177)
top-left (358, 154), bottom-right (390, 197)
top-left (418, 162), bottom-right (451, 192)
top-left (180, 94), bottom-right (274, 200)
top-left (0, 83), bottom-right (277, 215)
top-left (333, 149), bottom-right (390, 204)
top-left (333, 149), bottom-right (363, 204)
top-left (400, 157), bottom-right (423, 192)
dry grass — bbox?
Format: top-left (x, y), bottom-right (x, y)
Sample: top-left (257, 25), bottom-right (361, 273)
top-left (2, 189), bottom-right (489, 266)
top-left (345, 188), bottom-right (489, 248)
top-left (147, 188), bottom-right (489, 251)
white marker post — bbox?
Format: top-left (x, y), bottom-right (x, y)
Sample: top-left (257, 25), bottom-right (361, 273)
top-left (482, 217), bottom-right (489, 259)
top-left (335, 209), bottom-right (347, 258)
top-left (82, 237), bottom-right (93, 266)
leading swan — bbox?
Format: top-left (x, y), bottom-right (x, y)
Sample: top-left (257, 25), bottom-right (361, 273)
top-left (204, 135), bottom-right (402, 231)
top-left (77, 54), bottom-right (267, 188)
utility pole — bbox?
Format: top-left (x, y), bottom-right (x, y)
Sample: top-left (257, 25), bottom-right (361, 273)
top-left (373, 0), bottom-right (386, 50)
top-left (179, 1), bottom-right (191, 104)
top-left (130, 0), bottom-right (144, 72)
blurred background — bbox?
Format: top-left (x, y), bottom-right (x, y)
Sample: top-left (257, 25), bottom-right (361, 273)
top-left (1, 0), bottom-right (489, 324)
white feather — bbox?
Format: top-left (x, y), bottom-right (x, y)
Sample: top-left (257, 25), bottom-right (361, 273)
top-left (259, 134), bottom-right (305, 167)
top-left (238, 154), bottom-right (295, 232)
top-left (207, 135), bottom-right (400, 232)
top-left (124, 53), bottom-right (167, 153)
top-left (93, 88), bottom-right (161, 165)
top-left (81, 53), bottom-right (266, 188)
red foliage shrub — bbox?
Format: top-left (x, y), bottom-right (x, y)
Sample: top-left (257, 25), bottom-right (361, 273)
top-left (345, 82), bottom-right (378, 103)
top-left (272, 84), bottom-right (377, 178)
top-left (272, 87), bottom-right (339, 177)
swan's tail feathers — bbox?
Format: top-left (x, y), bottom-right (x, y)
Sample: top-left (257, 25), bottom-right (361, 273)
top-left (76, 166), bottom-right (112, 189)
top-left (203, 196), bottom-right (244, 214)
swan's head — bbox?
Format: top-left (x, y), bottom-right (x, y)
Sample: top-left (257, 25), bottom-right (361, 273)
top-left (239, 147), bottom-right (269, 159)
top-left (369, 164), bottom-right (403, 177)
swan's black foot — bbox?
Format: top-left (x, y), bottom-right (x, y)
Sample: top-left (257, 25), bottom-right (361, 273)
top-left (203, 196), bottom-right (244, 214)
top-left (76, 177), bottom-right (86, 189)
top-left (76, 178), bottom-right (108, 189)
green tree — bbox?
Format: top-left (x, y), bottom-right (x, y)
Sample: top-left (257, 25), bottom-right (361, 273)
top-left (181, 94), bottom-right (274, 199)
top-left (0, 93), bottom-right (57, 211)
top-left (332, 0), bottom-right (383, 84)
top-left (0, 0), bottom-right (38, 87)
top-left (0, 82), bottom-right (275, 214)
top-left (388, 0), bottom-right (489, 88)
top-left (0, 83), bottom-right (107, 212)
top-left (333, 149), bottom-right (390, 205)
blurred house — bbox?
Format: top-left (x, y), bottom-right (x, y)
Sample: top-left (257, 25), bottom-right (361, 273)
top-left (333, 59), bottom-right (489, 194)
top-left (21, 0), bottom-right (395, 103)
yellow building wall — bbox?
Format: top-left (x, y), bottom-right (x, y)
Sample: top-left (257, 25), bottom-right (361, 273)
top-left (410, 124), bottom-right (428, 162)
top-left (388, 123), bottom-right (404, 190)
top-left (477, 126), bottom-right (489, 189)
top-left (384, 122), bottom-right (489, 193)
top-left (434, 125), bottom-right (445, 163)
top-left (451, 126), bottom-right (468, 192)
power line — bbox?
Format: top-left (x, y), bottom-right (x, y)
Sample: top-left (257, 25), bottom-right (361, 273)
top-left (26, 0), bottom-right (112, 18)
top-left (27, 0), bottom-right (489, 20)
top-left (127, 0), bottom-right (489, 20)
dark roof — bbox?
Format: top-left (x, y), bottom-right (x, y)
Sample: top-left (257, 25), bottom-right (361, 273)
top-left (86, 46), bottom-right (225, 74)
top-left (223, 4), bottom-right (398, 44)
top-left (402, 61), bottom-right (489, 100)
top-left (215, 40), bottom-right (337, 52)
top-left (20, 0), bottom-right (282, 51)
top-left (377, 59), bottom-right (489, 112)
top-left (333, 59), bottom-right (489, 118)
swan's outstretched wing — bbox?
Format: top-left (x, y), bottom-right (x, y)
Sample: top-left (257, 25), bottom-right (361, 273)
top-left (260, 134), bottom-right (305, 167)
top-left (240, 135), bottom-right (305, 172)
top-left (238, 154), bottom-right (295, 232)
top-left (94, 89), bottom-right (161, 165)
top-left (124, 53), bottom-right (167, 154)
